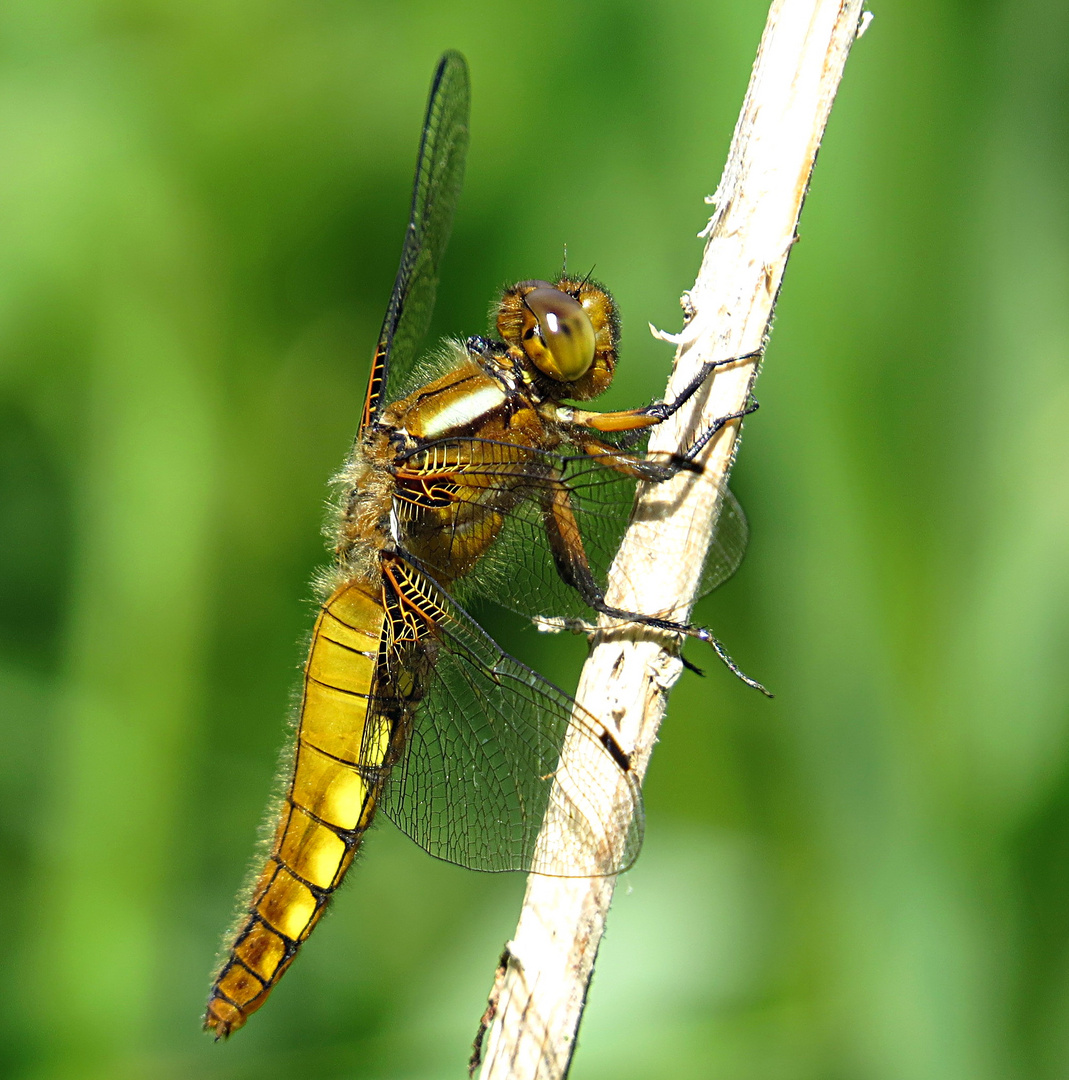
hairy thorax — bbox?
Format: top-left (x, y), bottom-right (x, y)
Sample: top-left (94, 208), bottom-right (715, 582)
top-left (332, 350), bottom-right (562, 593)
top-left (332, 431), bottom-right (396, 589)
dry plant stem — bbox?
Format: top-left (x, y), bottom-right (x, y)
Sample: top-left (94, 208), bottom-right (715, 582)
top-left (475, 1), bottom-right (868, 1077)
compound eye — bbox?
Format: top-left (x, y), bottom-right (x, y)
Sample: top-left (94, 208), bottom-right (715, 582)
top-left (522, 287), bottom-right (596, 382)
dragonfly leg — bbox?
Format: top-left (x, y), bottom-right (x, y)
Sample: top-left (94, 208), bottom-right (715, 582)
top-left (634, 348), bottom-right (763, 427)
top-left (540, 476), bottom-right (772, 697)
top-left (563, 348), bottom-right (762, 435)
top-left (566, 392), bottom-right (758, 485)
top-left (676, 394), bottom-right (760, 465)
top-left (570, 433), bottom-right (699, 483)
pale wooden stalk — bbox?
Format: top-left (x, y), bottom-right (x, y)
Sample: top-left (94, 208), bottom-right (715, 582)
top-left (473, 2), bottom-right (870, 1077)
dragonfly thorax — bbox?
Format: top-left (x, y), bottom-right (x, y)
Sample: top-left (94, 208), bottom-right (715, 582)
top-left (333, 439), bottom-right (396, 585)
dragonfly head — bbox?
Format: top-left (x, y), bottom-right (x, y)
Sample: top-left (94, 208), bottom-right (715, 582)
top-left (497, 276), bottom-right (619, 401)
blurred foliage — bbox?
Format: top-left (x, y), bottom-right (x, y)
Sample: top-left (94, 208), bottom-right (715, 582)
top-left (1, 1), bottom-right (1068, 1078)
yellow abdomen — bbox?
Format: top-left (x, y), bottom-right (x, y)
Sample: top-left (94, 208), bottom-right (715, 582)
top-left (205, 578), bottom-right (390, 1038)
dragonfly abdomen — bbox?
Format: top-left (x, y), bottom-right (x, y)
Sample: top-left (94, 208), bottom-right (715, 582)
top-left (205, 578), bottom-right (399, 1038)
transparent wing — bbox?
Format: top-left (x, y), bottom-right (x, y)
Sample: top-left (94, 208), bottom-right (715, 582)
top-left (360, 52), bottom-right (470, 430)
top-left (376, 562), bottom-right (643, 876)
top-left (700, 487), bottom-right (748, 597)
top-left (394, 437), bottom-right (749, 626)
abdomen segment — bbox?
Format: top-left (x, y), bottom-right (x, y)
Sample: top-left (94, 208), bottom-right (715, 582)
top-left (204, 578), bottom-right (389, 1038)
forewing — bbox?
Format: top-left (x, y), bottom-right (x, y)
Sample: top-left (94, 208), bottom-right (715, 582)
top-left (395, 437), bottom-right (749, 624)
top-left (376, 562), bottom-right (643, 876)
top-left (360, 52), bottom-right (470, 431)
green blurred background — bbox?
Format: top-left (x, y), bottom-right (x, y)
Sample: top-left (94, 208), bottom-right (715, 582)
top-left (2, 1), bottom-right (1068, 1077)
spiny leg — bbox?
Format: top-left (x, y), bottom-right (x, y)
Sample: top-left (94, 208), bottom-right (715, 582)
top-left (539, 473), bottom-right (772, 697)
top-left (563, 348), bottom-right (763, 436)
top-left (565, 395), bottom-right (760, 486)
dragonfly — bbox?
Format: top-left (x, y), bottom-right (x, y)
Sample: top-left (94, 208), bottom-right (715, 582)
top-left (205, 50), bottom-right (765, 1039)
